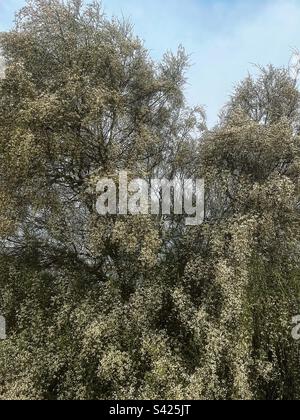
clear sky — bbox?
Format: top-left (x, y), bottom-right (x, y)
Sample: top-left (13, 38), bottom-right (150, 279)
top-left (1, 0), bottom-right (300, 126)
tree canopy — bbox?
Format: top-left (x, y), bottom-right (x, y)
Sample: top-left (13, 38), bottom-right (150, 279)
top-left (0, 0), bottom-right (299, 400)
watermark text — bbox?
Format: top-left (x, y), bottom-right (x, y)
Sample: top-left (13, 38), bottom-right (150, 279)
top-left (96, 172), bottom-right (205, 226)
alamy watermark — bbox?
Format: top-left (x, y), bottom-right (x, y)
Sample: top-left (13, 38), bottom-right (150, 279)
top-left (96, 172), bottom-right (205, 226)
top-left (0, 315), bottom-right (6, 340)
top-left (292, 315), bottom-right (300, 341)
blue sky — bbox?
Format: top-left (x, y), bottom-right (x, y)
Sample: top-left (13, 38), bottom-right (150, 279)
top-left (1, 0), bottom-right (300, 125)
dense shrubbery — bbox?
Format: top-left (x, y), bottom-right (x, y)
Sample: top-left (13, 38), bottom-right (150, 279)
top-left (0, 0), bottom-right (299, 400)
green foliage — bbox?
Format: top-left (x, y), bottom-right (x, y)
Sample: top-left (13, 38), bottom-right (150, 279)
top-left (0, 0), bottom-right (299, 400)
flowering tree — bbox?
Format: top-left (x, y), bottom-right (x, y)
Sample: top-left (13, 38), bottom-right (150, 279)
top-left (0, 0), bottom-right (299, 400)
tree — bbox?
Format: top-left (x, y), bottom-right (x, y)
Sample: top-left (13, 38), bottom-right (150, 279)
top-left (0, 0), bottom-right (202, 399)
top-left (177, 69), bottom-right (300, 399)
top-left (0, 0), bottom-right (299, 401)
